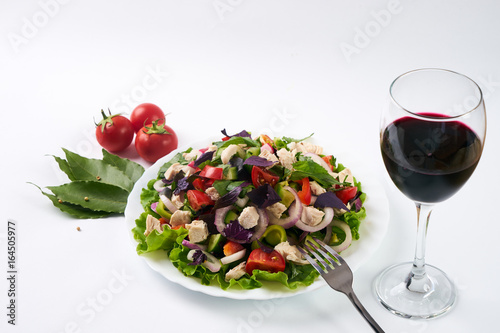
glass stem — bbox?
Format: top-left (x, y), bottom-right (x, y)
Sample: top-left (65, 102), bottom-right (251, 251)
top-left (406, 203), bottom-right (434, 293)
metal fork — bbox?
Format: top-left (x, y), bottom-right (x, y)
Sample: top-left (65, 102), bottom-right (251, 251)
top-left (298, 237), bottom-right (385, 333)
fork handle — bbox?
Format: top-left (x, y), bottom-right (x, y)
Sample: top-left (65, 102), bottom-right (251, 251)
top-left (346, 291), bottom-right (385, 333)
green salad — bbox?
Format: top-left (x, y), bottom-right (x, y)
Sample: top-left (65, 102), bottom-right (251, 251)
top-left (132, 130), bottom-right (366, 290)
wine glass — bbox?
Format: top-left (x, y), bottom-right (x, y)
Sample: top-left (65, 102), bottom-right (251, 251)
top-left (374, 68), bottom-right (487, 319)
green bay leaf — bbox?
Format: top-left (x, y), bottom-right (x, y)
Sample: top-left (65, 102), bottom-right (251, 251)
top-left (30, 183), bottom-right (112, 219)
top-left (47, 181), bottom-right (129, 213)
top-left (101, 149), bottom-right (145, 183)
top-left (50, 155), bottom-right (76, 181)
top-left (62, 148), bottom-right (134, 192)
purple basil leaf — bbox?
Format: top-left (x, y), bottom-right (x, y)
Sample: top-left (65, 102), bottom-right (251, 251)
top-left (351, 197), bottom-right (362, 212)
top-left (347, 191), bottom-right (363, 212)
top-left (193, 151), bottom-right (214, 168)
top-left (314, 192), bottom-right (350, 211)
top-left (221, 129), bottom-right (252, 138)
top-left (243, 156), bottom-right (275, 167)
top-left (172, 170), bottom-right (185, 183)
top-left (174, 177), bottom-right (191, 195)
top-left (213, 182), bottom-right (250, 210)
top-left (223, 220), bottom-right (253, 243)
top-left (188, 250), bottom-right (207, 266)
top-left (247, 184), bottom-right (281, 209)
top-left (213, 186), bottom-right (243, 210)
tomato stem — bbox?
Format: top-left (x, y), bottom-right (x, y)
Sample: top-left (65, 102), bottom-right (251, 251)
top-left (142, 119), bottom-right (172, 135)
top-left (96, 109), bottom-right (115, 133)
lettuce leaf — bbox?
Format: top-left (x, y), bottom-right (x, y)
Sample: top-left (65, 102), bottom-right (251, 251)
top-left (133, 210), bottom-right (320, 290)
top-left (132, 212), bottom-right (189, 254)
top-left (249, 263), bottom-right (319, 289)
top-left (140, 179), bottom-right (160, 211)
top-left (338, 206), bottom-right (366, 240)
top-left (170, 243), bottom-right (318, 290)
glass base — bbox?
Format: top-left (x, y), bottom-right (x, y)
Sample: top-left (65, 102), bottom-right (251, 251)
top-left (374, 262), bottom-right (456, 319)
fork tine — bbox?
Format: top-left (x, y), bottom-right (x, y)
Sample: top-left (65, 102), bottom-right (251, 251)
top-left (312, 237), bottom-right (346, 265)
top-left (297, 246), bottom-right (326, 274)
top-left (302, 242), bottom-right (333, 271)
top-left (306, 239), bottom-right (340, 269)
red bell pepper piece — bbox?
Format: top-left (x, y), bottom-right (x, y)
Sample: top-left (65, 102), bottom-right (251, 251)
top-left (199, 165), bottom-right (224, 180)
top-left (296, 178), bottom-right (311, 205)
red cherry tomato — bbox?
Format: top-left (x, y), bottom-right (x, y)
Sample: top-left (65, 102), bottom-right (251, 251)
top-left (335, 186), bottom-right (358, 204)
top-left (130, 103), bottom-right (165, 132)
top-left (251, 166), bottom-right (279, 188)
top-left (95, 109), bottom-right (134, 152)
top-left (245, 248), bottom-right (286, 275)
top-left (135, 120), bottom-right (178, 163)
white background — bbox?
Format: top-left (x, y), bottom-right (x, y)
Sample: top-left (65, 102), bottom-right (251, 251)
top-left (1, 0), bottom-right (499, 332)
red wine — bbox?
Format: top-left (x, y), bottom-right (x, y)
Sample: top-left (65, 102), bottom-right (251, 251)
top-left (381, 114), bottom-right (482, 203)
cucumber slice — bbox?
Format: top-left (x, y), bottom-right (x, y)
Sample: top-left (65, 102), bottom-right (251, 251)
top-left (275, 182), bottom-right (295, 207)
top-left (207, 234), bottom-right (225, 254)
top-left (223, 167), bottom-right (238, 180)
top-left (224, 210), bottom-right (239, 224)
top-left (245, 147), bottom-right (260, 157)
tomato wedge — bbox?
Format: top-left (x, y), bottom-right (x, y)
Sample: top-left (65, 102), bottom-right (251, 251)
top-left (199, 165), bottom-right (224, 180)
top-left (223, 241), bottom-right (245, 256)
top-left (295, 178), bottom-right (311, 205)
top-left (251, 166), bottom-right (279, 188)
top-left (187, 190), bottom-right (214, 211)
top-left (192, 178), bottom-right (215, 191)
top-left (245, 248), bottom-right (286, 275)
top-left (321, 155), bottom-right (335, 171)
top-left (259, 134), bottom-right (274, 147)
top-left (335, 186), bottom-right (358, 204)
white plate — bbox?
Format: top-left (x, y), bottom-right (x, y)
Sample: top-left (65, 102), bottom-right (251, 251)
top-left (125, 138), bottom-right (390, 300)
